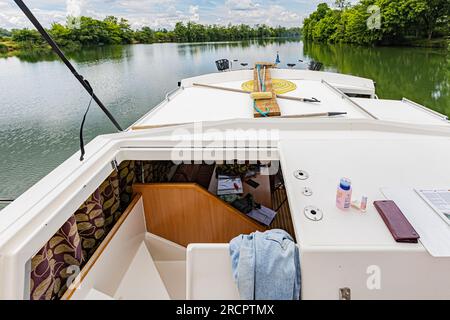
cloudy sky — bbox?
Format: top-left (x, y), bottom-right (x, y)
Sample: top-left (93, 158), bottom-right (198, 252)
top-left (0, 0), bottom-right (345, 30)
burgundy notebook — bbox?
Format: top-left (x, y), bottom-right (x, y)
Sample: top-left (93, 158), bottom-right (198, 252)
top-left (374, 200), bottom-right (420, 243)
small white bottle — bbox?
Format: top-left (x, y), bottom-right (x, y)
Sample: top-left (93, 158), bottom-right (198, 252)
top-left (336, 178), bottom-right (352, 210)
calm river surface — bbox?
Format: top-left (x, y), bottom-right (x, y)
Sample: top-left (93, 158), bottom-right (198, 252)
top-left (0, 40), bottom-right (449, 209)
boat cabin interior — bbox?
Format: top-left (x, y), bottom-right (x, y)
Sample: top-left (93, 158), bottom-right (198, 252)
top-left (22, 159), bottom-right (294, 300)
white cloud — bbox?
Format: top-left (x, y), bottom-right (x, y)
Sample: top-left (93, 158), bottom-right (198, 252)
top-left (220, 3), bottom-right (300, 27)
top-left (0, 0), bottom-right (329, 29)
top-left (189, 5), bottom-right (199, 22)
top-left (225, 0), bottom-right (259, 11)
top-left (0, 1), bottom-right (66, 29)
top-left (66, 0), bottom-right (83, 16)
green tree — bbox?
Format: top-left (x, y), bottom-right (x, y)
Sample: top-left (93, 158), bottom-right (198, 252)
top-left (0, 28), bottom-right (11, 38)
top-left (11, 29), bottom-right (42, 42)
top-left (417, 0), bottom-right (450, 39)
top-left (134, 27), bottom-right (154, 43)
top-left (174, 22), bottom-right (188, 42)
top-left (303, 0), bottom-right (449, 45)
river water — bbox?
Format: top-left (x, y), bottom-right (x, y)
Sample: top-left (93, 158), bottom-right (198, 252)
top-left (0, 39), bottom-right (449, 209)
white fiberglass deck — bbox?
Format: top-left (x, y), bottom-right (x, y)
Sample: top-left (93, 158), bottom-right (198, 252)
top-left (133, 69), bottom-right (448, 128)
top-left (2, 69), bottom-right (450, 300)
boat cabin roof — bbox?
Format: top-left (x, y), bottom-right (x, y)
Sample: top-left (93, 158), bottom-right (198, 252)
top-left (133, 69), bottom-right (448, 129)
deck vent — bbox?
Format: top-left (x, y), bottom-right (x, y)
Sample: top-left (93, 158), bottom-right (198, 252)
top-left (294, 170), bottom-right (309, 181)
top-left (304, 206), bottom-right (323, 221)
top-left (302, 187), bottom-right (313, 197)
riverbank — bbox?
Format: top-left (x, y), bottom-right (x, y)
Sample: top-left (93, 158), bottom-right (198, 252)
top-left (407, 38), bottom-right (450, 49)
top-left (0, 39), bottom-right (19, 56)
top-left (0, 37), bottom-right (302, 59)
top-left (2, 36), bottom-right (447, 60)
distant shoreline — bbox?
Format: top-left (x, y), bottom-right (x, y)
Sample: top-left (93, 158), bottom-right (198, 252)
top-left (2, 36), bottom-right (449, 59)
top-left (0, 37), bottom-right (301, 58)
top-left (0, 18), bottom-right (301, 58)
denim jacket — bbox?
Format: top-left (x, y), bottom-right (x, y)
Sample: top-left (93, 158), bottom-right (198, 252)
top-left (229, 229), bottom-right (301, 300)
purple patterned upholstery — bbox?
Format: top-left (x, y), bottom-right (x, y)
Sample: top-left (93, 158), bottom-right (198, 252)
top-left (30, 161), bottom-right (137, 300)
top-left (30, 215), bottom-right (83, 300)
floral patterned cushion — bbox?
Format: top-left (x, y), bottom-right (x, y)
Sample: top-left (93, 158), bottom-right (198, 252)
top-left (30, 160), bottom-right (137, 300)
top-left (30, 215), bottom-right (83, 300)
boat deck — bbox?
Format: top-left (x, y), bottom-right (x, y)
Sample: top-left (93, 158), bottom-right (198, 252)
top-left (133, 69), bottom-right (448, 129)
top-left (2, 69), bottom-right (450, 300)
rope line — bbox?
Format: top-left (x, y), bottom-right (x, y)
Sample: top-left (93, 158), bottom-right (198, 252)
top-left (253, 64), bottom-right (269, 117)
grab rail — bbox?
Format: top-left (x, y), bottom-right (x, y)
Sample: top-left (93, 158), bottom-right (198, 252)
top-left (165, 87), bottom-right (181, 101)
top-left (321, 79), bottom-right (379, 120)
top-left (402, 98), bottom-right (449, 122)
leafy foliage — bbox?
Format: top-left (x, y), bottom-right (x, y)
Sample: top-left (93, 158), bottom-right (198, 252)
top-left (2, 16), bottom-right (301, 53)
top-left (303, 0), bottom-right (450, 45)
top-left (0, 27), bottom-right (11, 38)
top-left (0, 42), bottom-right (7, 53)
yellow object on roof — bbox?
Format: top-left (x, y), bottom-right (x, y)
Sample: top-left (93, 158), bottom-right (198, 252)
top-left (250, 92), bottom-right (273, 100)
top-left (242, 79), bottom-right (297, 95)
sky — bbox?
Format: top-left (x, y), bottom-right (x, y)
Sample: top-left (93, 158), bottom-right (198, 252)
top-left (0, 0), bottom-right (351, 30)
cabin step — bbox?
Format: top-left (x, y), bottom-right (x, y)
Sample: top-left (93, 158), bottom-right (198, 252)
top-left (145, 232), bottom-right (187, 261)
top-left (155, 261), bottom-right (187, 300)
top-left (84, 288), bottom-right (115, 300)
top-left (114, 242), bottom-right (170, 300)
top-left (145, 233), bottom-right (187, 299)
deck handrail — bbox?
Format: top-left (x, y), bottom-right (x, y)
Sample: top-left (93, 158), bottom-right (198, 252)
top-left (165, 87), bottom-right (181, 101)
top-left (321, 79), bottom-right (379, 120)
top-left (402, 98), bottom-right (449, 122)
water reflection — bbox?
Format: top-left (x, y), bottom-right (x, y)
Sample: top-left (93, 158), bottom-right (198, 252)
top-left (303, 41), bottom-right (450, 115)
top-left (13, 44), bottom-right (131, 64)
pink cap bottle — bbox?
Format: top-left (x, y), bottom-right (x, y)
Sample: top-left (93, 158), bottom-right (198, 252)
top-left (336, 178), bottom-right (352, 210)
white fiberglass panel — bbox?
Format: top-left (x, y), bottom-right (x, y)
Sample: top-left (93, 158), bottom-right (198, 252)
top-left (279, 137), bottom-right (450, 248)
top-left (138, 80), bottom-right (369, 127)
top-left (352, 98), bottom-right (448, 125)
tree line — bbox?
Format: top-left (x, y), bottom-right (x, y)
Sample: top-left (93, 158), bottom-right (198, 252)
top-left (302, 0), bottom-right (449, 46)
top-left (0, 16), bottom-right (300, 53)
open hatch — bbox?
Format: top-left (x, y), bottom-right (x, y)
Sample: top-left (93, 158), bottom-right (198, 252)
top-left (26, 157), bottom-right (295, 300)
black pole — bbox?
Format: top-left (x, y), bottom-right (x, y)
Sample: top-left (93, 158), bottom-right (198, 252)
top-left (0, 199), bottom-right (15, 204)
top-left (13, 0), bottom-right (123, 132)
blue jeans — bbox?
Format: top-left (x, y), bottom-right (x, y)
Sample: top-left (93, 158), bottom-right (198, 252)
top-left (229, 229), bottom-right (301, 300)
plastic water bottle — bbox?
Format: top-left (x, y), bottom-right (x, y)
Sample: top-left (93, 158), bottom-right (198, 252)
top-left (336, 178), bottom-right (352, 210)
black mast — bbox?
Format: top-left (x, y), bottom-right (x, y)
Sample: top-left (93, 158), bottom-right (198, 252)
top-left (13, 0), bottom-right (123, 132)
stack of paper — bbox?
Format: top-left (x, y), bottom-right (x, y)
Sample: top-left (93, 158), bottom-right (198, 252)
top-left (217, 176), bottom-right (243, 196)
top-left (247, 206), bottom-right (277, 226)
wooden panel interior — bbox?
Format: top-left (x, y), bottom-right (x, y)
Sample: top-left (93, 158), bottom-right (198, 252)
top-left (133, 183), bottom-right (266, 247)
